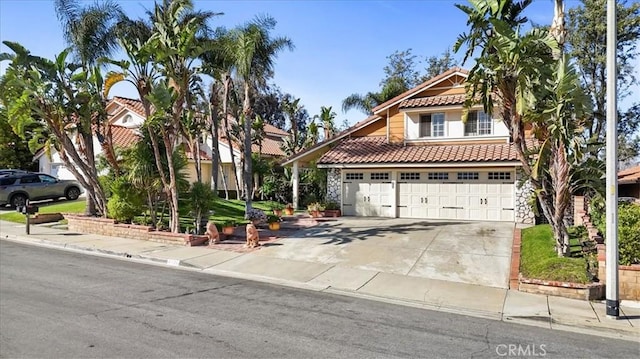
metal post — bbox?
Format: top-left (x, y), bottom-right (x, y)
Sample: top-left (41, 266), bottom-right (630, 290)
top-left (25, 199), bottom-right (30, 235)
top-left (605, 0), bottom-right (619, 318)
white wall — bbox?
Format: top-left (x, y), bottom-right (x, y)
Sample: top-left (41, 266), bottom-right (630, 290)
top-left (404, 109), bottom-right (509, 141)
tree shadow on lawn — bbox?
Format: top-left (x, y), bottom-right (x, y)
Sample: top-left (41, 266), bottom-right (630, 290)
top-left (290, 219), bottom-right (465, 246)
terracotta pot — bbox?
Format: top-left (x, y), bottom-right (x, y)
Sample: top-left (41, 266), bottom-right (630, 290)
top-left (222, 226), bottom-right (234, 235)
top-left (268, 222), bottom-right (280, 230)
top-left (273, 209), bottom-right (283, 216)
top-left (284, 208), bottom-right (294, 216)
top-left (323, 209), bottom-right (341, 217)
top-left (310, 210), bottom-right (320, 218)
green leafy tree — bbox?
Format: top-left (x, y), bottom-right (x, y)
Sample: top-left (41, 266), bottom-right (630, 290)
top-left (566, 0), bottom-right (640, 161)
top-left (0, 115), bottom-right (38, 171)
top-left (420, 48), bottom-right (458, 82)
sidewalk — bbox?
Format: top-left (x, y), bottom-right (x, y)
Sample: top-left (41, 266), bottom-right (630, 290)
top-left (1, 219), bottom-right (638, 342)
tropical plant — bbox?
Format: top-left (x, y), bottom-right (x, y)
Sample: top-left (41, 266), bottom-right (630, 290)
top-left (0, 43), bottom-right (109, 216)
top-left (266, 214), bottom-right (281, 224)
top-left (186, 181), bottom-right (216, 234)
top-left (314, 106), bottom-right (337, 141)
top-left (224, 15), bottom-right (293, 214)
top-left (455, 0), bottom-right (595, 256)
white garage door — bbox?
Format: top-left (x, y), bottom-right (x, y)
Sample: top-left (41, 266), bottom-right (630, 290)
top-left (343, 172), bottom-right (394, 217)
top-left (397, 170), bottom-right (514, 221)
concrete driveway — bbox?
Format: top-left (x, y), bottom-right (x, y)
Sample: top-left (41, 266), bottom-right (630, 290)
top-left (254, 218), bottom-right (514, 288)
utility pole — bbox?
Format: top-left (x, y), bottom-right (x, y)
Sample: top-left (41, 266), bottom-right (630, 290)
top-left (605, 0), bottom-right (619, 319)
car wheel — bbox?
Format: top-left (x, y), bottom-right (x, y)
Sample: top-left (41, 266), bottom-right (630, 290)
top-left (10, 194), bottom-right (27, 208)
top-left (66, 187), bottom-right (81, 200)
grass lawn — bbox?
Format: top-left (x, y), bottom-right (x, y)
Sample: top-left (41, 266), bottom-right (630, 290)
top-left (520, 224), bottom-right (590, 284)
top-left (0, 199), bottom-right (86, 224)
top-left (207, 199), bottom-right (282, 225)
top-left (0, 197), bottom-right (283, 229)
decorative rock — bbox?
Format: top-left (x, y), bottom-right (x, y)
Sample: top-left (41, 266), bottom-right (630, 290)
top-left (326, 168), bottom-right (341, 203)
top-left (245, 223), bottom-right (260, 248)
top-left (515, 172), bottom-right (535, 224)
top-left (206, 221), bottom-right (220, 246)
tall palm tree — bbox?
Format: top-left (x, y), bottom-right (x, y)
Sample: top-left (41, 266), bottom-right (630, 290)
top-left (54, 0), bottom-right (124, 216)
top-left (224, 15), bottom-right (293, 213)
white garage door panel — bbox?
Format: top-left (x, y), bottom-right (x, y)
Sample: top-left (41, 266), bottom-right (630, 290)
top-left (395, 171), bottom-right (515, 222)
top-left (342, 172), bottom-right (393, 217)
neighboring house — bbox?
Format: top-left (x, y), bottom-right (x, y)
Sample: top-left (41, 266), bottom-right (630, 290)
top-left (619, 165), bottom-right (640, 199)
top-left (282, 67), bottom-right (535, 223)
top-left (35, 96), bottom-right (287, 192)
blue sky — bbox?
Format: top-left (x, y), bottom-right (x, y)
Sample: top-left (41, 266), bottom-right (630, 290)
top-left (1, 0), bottom-right (630, 126)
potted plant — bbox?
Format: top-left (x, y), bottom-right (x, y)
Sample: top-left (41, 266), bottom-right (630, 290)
top-left (245, 208), bottom-right (267, 225)
top-left (221, 220), bottom-right (236, 235)
top-left (307, 202), bottom-right (325, 218)
top-left (271, 203), bottom-right (285, 216)
top-left (267, 214), bottom-right (282, 230)
top-left (323, 201), bottom-right (341, 217)
top-left (284, 203), bottom-right (294, 216)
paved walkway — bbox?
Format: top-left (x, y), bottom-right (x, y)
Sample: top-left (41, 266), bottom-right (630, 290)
top-left (0, 219), bottom-right (638, 342)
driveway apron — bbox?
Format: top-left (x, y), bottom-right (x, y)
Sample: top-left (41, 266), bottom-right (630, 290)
top-left (255, 218), bottom-right (514, 289)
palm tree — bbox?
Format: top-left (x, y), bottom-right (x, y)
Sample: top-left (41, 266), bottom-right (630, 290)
top-left (315, 106), bottom-right (337, 141)
top-left (341, 77), bottom-right (408, 115)
top-left (54, 0), bottom-right (124, 215)
top-left (224, 15), bottom-right (293, 213)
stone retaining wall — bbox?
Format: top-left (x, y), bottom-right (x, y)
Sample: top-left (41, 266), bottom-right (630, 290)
top-left (515, 172), bottom-right (535, 224)
top-left (64, 214), bottom-right (207, 246)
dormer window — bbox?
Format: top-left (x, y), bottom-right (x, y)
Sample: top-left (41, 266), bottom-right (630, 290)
top-left (419, 113), bottom-right (445, 137)
top-left (464, 111), bottom-right (492, 136)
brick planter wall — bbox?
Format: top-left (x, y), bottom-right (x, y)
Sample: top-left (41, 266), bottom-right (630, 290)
top-left (64, 214), bottom-right (207, 246)
top-left (597, 244), bottom-right (640, 301)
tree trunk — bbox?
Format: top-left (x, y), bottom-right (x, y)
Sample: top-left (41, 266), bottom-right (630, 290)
top-left (208, 95), bottom-right (220, 192)
top-left (221, 74), bottom-right (241, 199)
top-left (194, 136), bottom-right (202, 183)
top-left (243, 83), bottom-right (253, 213)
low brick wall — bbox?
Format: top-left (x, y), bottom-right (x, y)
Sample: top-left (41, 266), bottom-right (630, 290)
top-left (597, 244), bottom-right (640, 301)
top-left (519, 278), bottom-right (605, 300)
top-left (64, 214), bottom-right (207, 246)
top-left (30, 213), bottom-right (64, 224)
top-left (513, 224), bottom-right (605, 300)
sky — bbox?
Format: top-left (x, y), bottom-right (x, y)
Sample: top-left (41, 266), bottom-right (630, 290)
top-left (0, 0), bottom-right (635, 127)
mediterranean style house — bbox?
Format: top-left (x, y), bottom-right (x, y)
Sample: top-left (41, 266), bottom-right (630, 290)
top-left (35, 96), bottom-right (287, 192)
top-left (283, 67), bottom-right (535, 223)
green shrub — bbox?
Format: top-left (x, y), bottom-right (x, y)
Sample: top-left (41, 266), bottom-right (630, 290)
top-left (107, 194), bottom-right (141, 223)
top-left (619, 203), bottom-right (640, 265)
top-left (590, 197), bottom-right (640, 265)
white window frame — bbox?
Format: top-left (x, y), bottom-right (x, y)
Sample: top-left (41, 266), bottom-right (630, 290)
top-left (464, 111), bottom-right (493, 136)
top-left (419, 112), bottom-right (445, 138)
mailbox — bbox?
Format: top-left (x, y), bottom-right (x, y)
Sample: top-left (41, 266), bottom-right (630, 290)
top-left (20, 205), bottom-right (38, 215)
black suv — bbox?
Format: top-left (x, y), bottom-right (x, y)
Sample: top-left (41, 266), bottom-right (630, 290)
top-left (0, 173), bottom-right (83, 208)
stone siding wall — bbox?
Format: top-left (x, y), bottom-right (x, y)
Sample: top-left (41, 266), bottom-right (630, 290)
top-left (515, 172), bottom-right (535, 224)
top-left (326, 168), bottom-right (341, 203)
top-left (65, 214), bottom-right (207, 246)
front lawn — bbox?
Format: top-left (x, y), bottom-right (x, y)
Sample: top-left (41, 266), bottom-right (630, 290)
top-left (0, 199), bottom-right (86, 224)
top-left (520, 224), bottom-right (590, 284)
top-left (0, 197), bottom-right (283, 229)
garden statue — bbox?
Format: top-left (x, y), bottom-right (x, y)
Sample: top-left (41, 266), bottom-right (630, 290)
top-left (206, 221), bottom-right (220, 246)
top-left (245, 222), bottom-right (260, 248)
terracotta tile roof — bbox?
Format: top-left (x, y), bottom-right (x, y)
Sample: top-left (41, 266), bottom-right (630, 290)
top-left (185, 149), bottom-right (212, 161)
top-left (110, 125), bottom-right (140, 148)
top-left (372, 67), bottom-right (469, 114)
top-left (318, 136), bottom-right (519, 165)
top-left (619, 165), bottom-right (640, 184)
top-left (252, 136), bottom-right (285, 156)
top-left (399, 94), bottom-right (467, 109)
top-left (111, 96), bottom-right (146, 117)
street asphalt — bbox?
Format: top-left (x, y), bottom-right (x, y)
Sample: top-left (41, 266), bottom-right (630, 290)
top-left (1, 240), bottom-right (639, 358)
